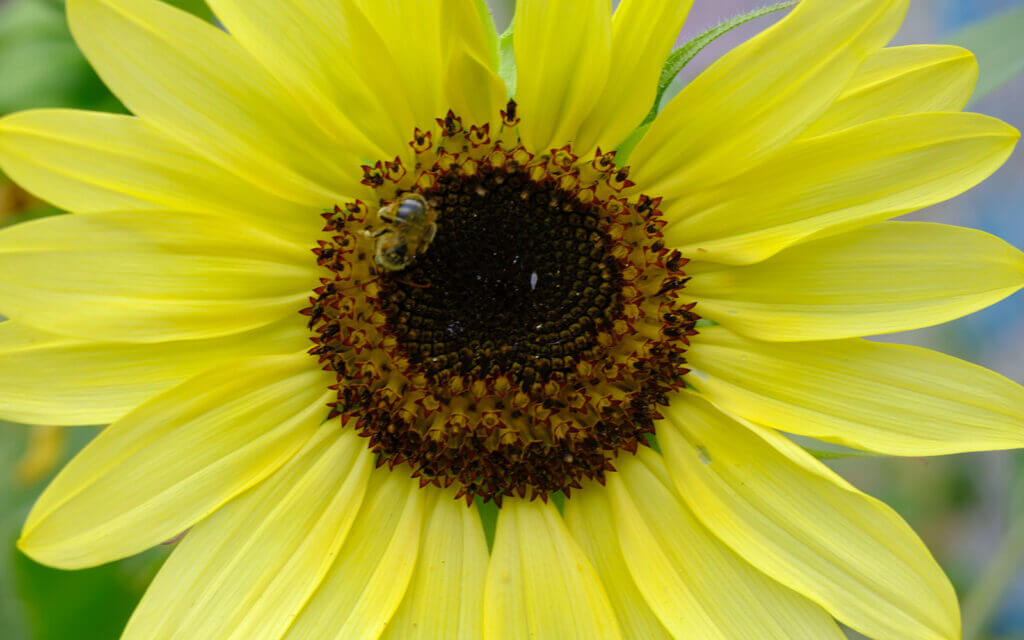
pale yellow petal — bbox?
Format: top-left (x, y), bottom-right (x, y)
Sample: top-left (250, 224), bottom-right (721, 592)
top-left (483, 498), bottom-right (621, 640)
top-left (336, 0), bottom-right (505, 131)
top-left (686, 222), bottom-right (1024, 340)
top-left (802, 45), bottom-right (978, 137)
top-left (445, 47), bottom-right (508, 129)
top-left (67, 0), bottom-right (363, 203)
top-left (632, 0), bottom-right (907, 197)
top-left (564, 487), bottom-right (673, 640)
top-left (282, 470), bottom-right (426, 640)
top-left (663, 112), bottom-right (1018, 264)
top-left (608, 450), bottom-right (845, 640)
top-left (513, 0), bottom-right (612, 154)
top-left (0, 211), bottom-right (316, 342)
top-left (574, 0), bottom-right (693, 154)
top-left (19, 354), bottom-right (333, 569)
top-left (206, 0), bottom-right (412, 164)
top-left (441, 0), bottom-right (504, 126)
top-left (663, 394), bottom-right (959, 640)
top-left (0, 318), bottom-right (308, 426)
top-left (381, 490), bottom-right (488, 640)
top-left (123, 426), bottom-right (374, 640)
top-left (688, 326), bottom-right (1024, 455)
top-left (354, 0), bottom-right (447, 128)
top-left (443, 0), bottom-right (500, 72)
top-left (0, 109), bottom-right (324, 243)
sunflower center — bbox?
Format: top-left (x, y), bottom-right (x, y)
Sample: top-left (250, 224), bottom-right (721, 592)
top-left (382, 165), bottom-right (621, 383)
top-left (305, 105), bottom-right (699, 504)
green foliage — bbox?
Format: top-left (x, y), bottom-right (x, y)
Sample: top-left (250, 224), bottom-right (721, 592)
top-left (0, 0), bottom-right (114, 114)
top-left (13, 554), bottom-right (142, 640)
top-left (946, 5), bottom-right (1024, 106)
top-left (0, 0), bottom-right (214, 117)
top-left (0, 423), bottom-right (167, 640)
top-left (498, 25), bottom-right (516, 97)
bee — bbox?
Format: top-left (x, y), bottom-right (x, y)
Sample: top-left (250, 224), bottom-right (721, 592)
top-left (369, 194), bottom-right (439, 271)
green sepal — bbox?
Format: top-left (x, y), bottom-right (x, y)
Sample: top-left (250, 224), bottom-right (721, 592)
top-left (643, 1), bottom-right (797, 126)
top-left (475, 496), bottom-right (500, 551)
top-left (498, 24), bottom-right (516, 98)
top-left (163, 0), bottom-right (215, 21)
top-left (616, 2), bottom-right (797, 163)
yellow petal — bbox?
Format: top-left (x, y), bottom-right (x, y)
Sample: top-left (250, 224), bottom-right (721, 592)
top-left (688, 326), bottom-right (1024, 455)
top-left (513, 0), bottom-right (612, 153)
top-left (686, 222), bottom-right (1024, 340)
top-left (663, 112), bottom-right (1018, 264)
top-left (564, 487), bottom-right (673, 640)
top-left (67, 0), bottom-right (363, 203)
top-left (802, 45), bottom-right (978, 138)
top-left (573, 0), bottom-right (693, 154)
top-left (443, 0), bottom-right (500, 72)
top-left (0, 110), bottom-right (323, 243)
top-left (632, 0), bottom-right (907, 198)
top-left (381, 490), bottom-right (489, 640)
top-left (441, 0), bottom-right (504, 126)
top-left (353, 0), bottom-right (448, 128)
top-left (662, 395), bottom-right (960, 640)
top-left (123, 426), bottom-right (374, 640)
top-left (19, 354), bottom-right (333, 569)
top-left (483, 498), bottom-right (621, 640)
top-left (445, 46), bottom-right (509, 130)
top-left (0, 317), bottom-right (308, 426)
top-left (205, 0), bottom-right (412, 164)
top-left (0, 211), bottom-right (316, 342)
top-left (608, 450), bottom-right (845, 640)
top-left (282, 470), bottom-right (426, 640)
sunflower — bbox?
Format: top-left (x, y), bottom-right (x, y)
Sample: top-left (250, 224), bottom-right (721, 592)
top-left (1, 0), bottom-right (1022, 638)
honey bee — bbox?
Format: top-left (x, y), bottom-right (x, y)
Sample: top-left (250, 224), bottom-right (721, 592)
top-left (369, 194), bottom-right (439, 271)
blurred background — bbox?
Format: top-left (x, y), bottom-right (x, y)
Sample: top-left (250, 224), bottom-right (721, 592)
top-left (0, 0), bottom-right (1022, 638)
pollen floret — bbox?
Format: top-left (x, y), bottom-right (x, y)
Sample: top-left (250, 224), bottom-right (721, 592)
top-left (305, 104), bottom-right (698, 504)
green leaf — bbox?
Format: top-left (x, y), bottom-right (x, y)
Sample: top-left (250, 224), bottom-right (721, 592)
top-left (945, 5), bottom-right (1024, 106)
top-left (643, 1), bottom-right (797, 126)
top-left (498, 25), bottom-right (516, 97)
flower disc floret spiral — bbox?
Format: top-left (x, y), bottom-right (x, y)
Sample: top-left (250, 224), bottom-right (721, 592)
top-left (305, 105), bottom-right (699, 503)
